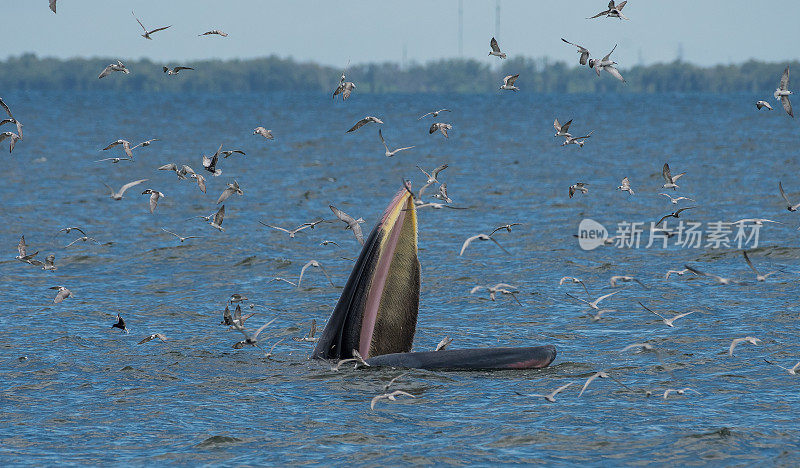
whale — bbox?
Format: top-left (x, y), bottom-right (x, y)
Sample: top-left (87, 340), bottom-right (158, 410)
top-left (313, 186), bottom-right (556, 370)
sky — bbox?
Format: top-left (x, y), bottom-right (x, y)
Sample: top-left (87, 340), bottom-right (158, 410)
top-left (8, 1), bottom-right (800, 67)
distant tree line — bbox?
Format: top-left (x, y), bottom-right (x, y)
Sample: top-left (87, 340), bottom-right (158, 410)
top-left (1, 53), bottom-right (796, 94)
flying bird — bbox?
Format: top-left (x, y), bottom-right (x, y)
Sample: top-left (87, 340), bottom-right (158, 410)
top-left (763, 359), bottom-right (800, 375)
top-left (729, 337), bottom-right (761, 356)
top-left (569, 183), bottom-right (589, 198)
top-left (660, 193), bottom-right (694, 204)
top-left (190, 171), bottom-right (206, 193)
top-left (346, 116), bottom-right (383, 133)
top-left (489, 223), bottom-right (522, 236)
top-left (459, 233), bottom-right (510, 256)
top-left (163, 66), bottom-right (194, 75)
top-left (429, 122), bottom-right (452, 138)
top-left (161, 228), bottom-right (202, 243)
top-left (638, 302), bottom-right (693, 327)
top-left (253, 127), bottom-right (274, 139)
top-left (40, 254), bottom-right (57, 271)
top-left (621, 343), bottom-right (654, 353)
top-left (292, 319), bottom-right (319, 343)
top-left (378, 129), bottom-right (415, 157)
top-left (515, 382), bottom-right (574, 403)
top-left (417, 164), bottom-right (448, 184)
top-left (58, 227), bottom-right (87, 236)
top-left (0, 132), bottom-right (20, 154)
top-left (0, 98), bottom-right (22, 139)
top-left (742, 251), bottom-right (777, 282)
top-left (266, 277), bottom-right (298, 287)
top-left (756, 100), bottom-right (773, 110)
top-left (655, 206), bottom-right (696, 227)
top-left (221, 149), bottom-right (246, 158)
top-left (330, 350), bottom-right (371, 371)
top-left (333, 81), bottom-right (356, 101)
top-left (49, 0), bottom-right (57, 13)
top-left (102, 139), bottom-right (134, 159)
top-left (221, 304), bottom-right (256, 328)
top-left (488, 37), bottom-right (506, 59)
top-left (561, 38), bottom-right (590, 65)
top-left (578, 371), bottom-right (610, 397)
top-left (224, 295), bottom-right (247, 306)
top-left (470, 283), bottom-right (522, 306)
top-left (259, 222), bottom-right (312, 238)
top-left (661, 163), bottom-right (686, 190)
top-left (559, 276), bottom-right (589, 296)
top-left (435, 336), bottom-right (452, 351)
top-left (16, 235), bottom-right (39, 263)
top-left (414, 202), bottom-right (466, 210)
top-left (329, 205), bottom-right (365, 245)
top-left (730, 218), bottom-right (781, 226)
top-left (417, 109), bottom-right (451, 120)
top-left (98, 60), bottom-right (129, 79)
top-left (0, 118), bottom-right (23, 140)
top-left (132, 138), bottom-right (159, 149)
top-left (231, 317), bottom-right (278, 352)
top-left (664, 268), bottom-right (695, 279)
top-left (610, 275), bottom-right (646, 288)
top-left (589, 45), bottom-right (626, 83)
top-left (684, 265), bottom-right (731, 285)
top-left (774, 66), bottom-right (793, 117)
top-left (778, 181), bottom-right (800, 211)
top-left (209, 205), bottom-right (225, 231)
top-left (588, 1), bottom-right (629, 20)
top-left (199, 30), bottom-right (228, 37)
top-left (112, 314), bottom-right (128, 332)
top-left (138, 333), bottom-right (167, 344)
top-left (500, 74), bottom-right (520, 91)
top-left (431, 183), bottom-right (452, 204)
top-left (566, 290), bottom-right (622, 310)
top-left (554, 118), bottom-right (573, 137)
top-left (132, 11), bottom-right (171, 40)
top-left (49, 286), bottom-right (72, 304)
top-left (370, 391), bottom-right (415, 410)
top-left (297, 260), bottom-right (334, 288)
top-left (202, 144), bottom-right (223, 176)
top-left (64, 236), bottom-right (100, 247)
top-left (561, 132), bottom-right (593, 147)
top-left (217, 180), bottom-right (243, 204)
top-left (617, 177), bottom-right (634, 194)
top-left (158, 163), bottom-right (185, 179)
top-left (104, 179), bottom-right (148, 200)
top-left (259, 219), bottom-right (328, 238)
top-left (95, 157), bottom-right (132, 164)
top-left (141, 189), bottom-right (165, 213)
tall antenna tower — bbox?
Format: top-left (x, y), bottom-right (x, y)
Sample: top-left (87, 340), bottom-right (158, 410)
top-left (458, 0), bottom-right (464, 57)
top-left (495, 0), bottom-right (501, 40)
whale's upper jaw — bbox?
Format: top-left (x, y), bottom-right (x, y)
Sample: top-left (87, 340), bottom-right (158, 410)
top-left (312, 188), bottom-right (419, 360)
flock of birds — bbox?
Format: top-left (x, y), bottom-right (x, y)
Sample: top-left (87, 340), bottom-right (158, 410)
top-left (12, 0), bottom-right (798, 410)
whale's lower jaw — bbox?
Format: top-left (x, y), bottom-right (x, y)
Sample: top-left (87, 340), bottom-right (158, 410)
top-left (365, 345), bottom-right (557, 370)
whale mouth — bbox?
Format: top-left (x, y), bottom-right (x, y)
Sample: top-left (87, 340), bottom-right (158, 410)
top-left (313, 187), bottom-right (419, 360)
top-left (311, 186), bottom-right (558, 370)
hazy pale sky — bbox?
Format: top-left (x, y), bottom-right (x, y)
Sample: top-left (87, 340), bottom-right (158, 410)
top-left (9, 1), bottom-right (800, 67)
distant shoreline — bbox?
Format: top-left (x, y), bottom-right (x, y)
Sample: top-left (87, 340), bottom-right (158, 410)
top-left (2, 53), bottom-right (796, 94)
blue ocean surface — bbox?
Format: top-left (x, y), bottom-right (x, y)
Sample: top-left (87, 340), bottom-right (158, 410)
top-left (2, 90), bottom-right (799, 465)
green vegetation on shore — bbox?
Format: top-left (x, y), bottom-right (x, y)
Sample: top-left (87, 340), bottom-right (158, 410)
top-left (1, 53), bottom-right (795, 93)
